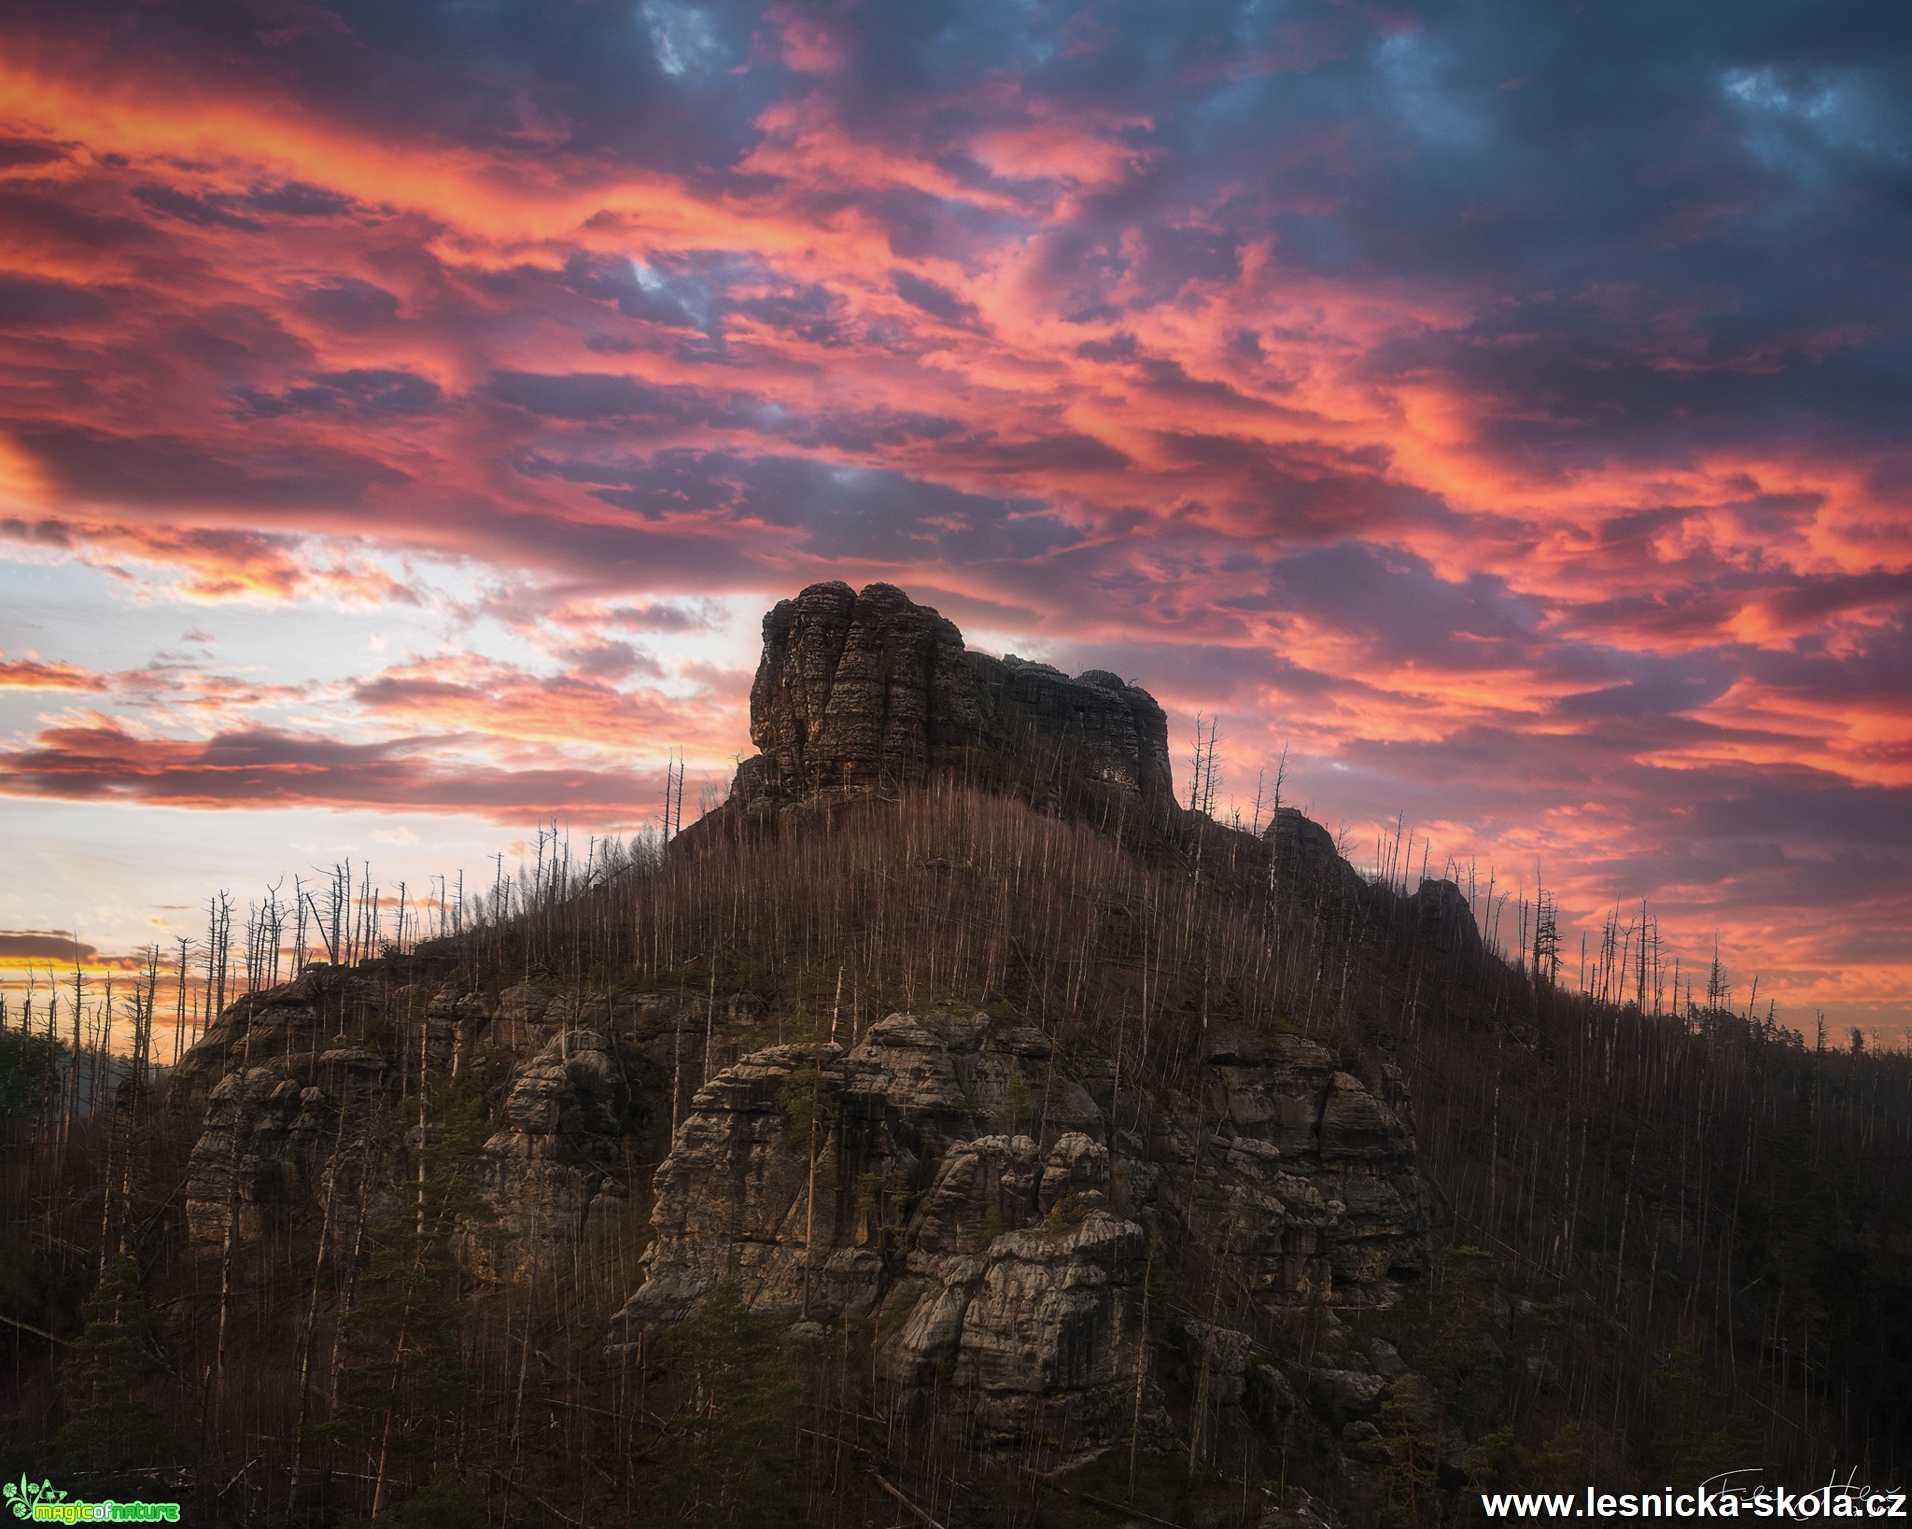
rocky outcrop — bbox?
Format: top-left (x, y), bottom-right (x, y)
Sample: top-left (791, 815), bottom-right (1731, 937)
top-left (1183, 1024), bottom-right (1427, 1307)
top-left (465, 1028), bottom-right (636, 1280)
top-left (621, 1010), bottom-right (1104, 1326)
top-left (885, 1195), bottom-right (1148, 1447)
top-left (704, 581), bottom-right (1174, 832)
top-left (174, 964), bottom-right (773, 1254)
top-left (612, 1006), bottom-right (1429, 1456)
top-left (620, 1022), bottom-right (1149, 1449)
top-left (172, 962), bottom-right (397, 1103)
top-left (1412, 877), bottom-right (1486, 966)
top-left (872, 1128), bottom-right (1147, 1447)
top-left (185, 1046), bottom-right (385, 1243)
top-left (1265, 807), bottom-right (1368, 906)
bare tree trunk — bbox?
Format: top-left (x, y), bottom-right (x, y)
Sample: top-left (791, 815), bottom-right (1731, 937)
top-left (290, 1111), bottom-right (347, 1513)
top-left (207, 1125), bottom-right (240, 1463)
top-left (703, 960), bottom-right (716, 1080)
top-left (802, 1093), bottom-right (820, 1319)
top-left (1129, 1237), bottom-right (1152, 1500)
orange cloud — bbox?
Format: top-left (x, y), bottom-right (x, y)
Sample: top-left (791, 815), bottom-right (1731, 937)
top-left (0, 655), bottom-right (108, 691)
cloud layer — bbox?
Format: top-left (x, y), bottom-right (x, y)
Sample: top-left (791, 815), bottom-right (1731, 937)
top-left (1, 0), bottom-right (1908, 1033)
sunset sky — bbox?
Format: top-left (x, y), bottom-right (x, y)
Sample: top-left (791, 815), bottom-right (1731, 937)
top-left (1, 1), bottom-right (1908, 1041)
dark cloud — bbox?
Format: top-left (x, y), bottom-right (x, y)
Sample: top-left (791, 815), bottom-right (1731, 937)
top-left (164, 303), bottom-right (313, 374)
top-left (0, 186), bottom-right (159, 263)
top-left (241, 180), bottom-right (358, 218)
top-left (492, 370), bottom-right (713, 424)
top-left (891, 270), bottom-right (983, 328)
top-left (0, 930), bottom-right (98, 964)
top-left (293, 278), bottom-right (401, 331)
top-left (515, 446), bottom-right (1073, 564)
top-left (969, 433), bottom-right (1132, 475)
top-left (560, 639), bottom-right (663, 681)
top-left (731, 282), bottom-right (855, 348)
top-left (133, 183), bottom-right (265, 231)
top-left (0, 719), bottom-right (657, 823)
top-left (236, 369), bottom-right (443, 420)
top-left (1240, 543), bottom-right (1547, 673)
top-left (599, 600), bottom-right (723, 633)
top-left (0, 276), bottom-right (112, 328)
top-left (561, 251), bottom-right (711, 330)
top-left (0, 136), bottom-right (72, 168)
top-left (16, 426), bottom-right (409, 510)
top-left (1368, 312), bottom-right (1912, 472)
top-left (132, 177), bottom-right (359, 229)
top-left (1133, 358), bottom-right (1292, 414)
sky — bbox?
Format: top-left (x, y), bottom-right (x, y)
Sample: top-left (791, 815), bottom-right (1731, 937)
top-left (0, 0), bottom-right (1908, 1044)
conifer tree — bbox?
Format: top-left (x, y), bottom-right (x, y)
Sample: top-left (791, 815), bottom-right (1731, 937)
top-left (55, 1254), bottom-right (162, 1474)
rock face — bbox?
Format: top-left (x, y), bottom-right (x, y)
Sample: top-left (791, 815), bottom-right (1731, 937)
top-left (1189, 1024), bottom-right (1427, 1306)
top-left (623, 1011), bottom-right (1105, 1327)
top-left (172, 963), bottom-right (393, 1103)
top-left (713, 581), bottom-right (1174, 827)
top-left (891, 1196), bottom-right (1147, 1447)
top-left (466, 1028), bottom-right (635, 1280)
top-left (616, 1011), bottom-right (1149, 1449)
top-left (612, 1006), bottom-right (1428, 1454)
top-left (185, 1046), bottom-right (386, 1244)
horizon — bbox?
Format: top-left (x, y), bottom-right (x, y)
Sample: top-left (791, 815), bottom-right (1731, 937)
top-left (2, 2), bottom-right (1908, 1043)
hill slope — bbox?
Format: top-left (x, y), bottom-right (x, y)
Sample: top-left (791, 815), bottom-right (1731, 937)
top-left (4, 583), bottom-right (1910, 1528)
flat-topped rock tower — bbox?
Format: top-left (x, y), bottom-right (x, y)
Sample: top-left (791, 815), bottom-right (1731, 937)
top-left (714, 579), bottom-right (1175, 824)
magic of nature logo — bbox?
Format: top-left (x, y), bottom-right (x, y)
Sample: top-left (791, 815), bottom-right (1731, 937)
top-left (3, 1478), bottom-right (180, 1524)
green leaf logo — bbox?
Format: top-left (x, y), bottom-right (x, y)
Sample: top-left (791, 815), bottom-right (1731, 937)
top-left (3, 1477), bottom-right (65, 1519)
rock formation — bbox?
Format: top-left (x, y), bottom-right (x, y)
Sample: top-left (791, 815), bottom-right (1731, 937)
top-left (701, 581), bottom-right (1175, 834)
top-left (465, 1028), bottom-right (635, 1280)
top-left (1412, 877), bottom-right (1487, 966)
top-left (165, 577), bottom-right (1487, 1516)
top-left (1265, 806), bottom-right (1368, 906)
top-left (184, 1043), bottom-right (385, 1244)
top-left (690, 580), bottom-right (1485, 971)
top-left (610, 1005), bottom-right (1428, 1456)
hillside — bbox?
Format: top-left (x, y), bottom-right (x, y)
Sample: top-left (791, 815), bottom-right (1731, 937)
top-left (3, 582), bottom-right (1910, 1528)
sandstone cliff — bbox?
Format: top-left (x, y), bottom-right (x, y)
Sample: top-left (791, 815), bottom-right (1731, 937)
top-left (178, 958), bottom-right (1429, 1495)
top-left (610, 1006), bottom-right (1426, 1459)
